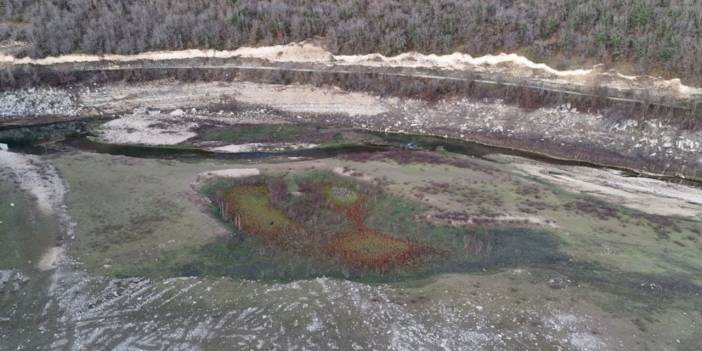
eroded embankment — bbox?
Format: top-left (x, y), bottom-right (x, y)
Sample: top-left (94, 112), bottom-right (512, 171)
top-left (3, 59), bottom-right (700, 118)
top-left (93, 79), bottom-right (702, 180)
top-left (2, 42), bottom-right (701, 100)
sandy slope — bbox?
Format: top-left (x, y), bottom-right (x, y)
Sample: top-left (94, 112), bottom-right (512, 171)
top-left (0, 150), bottom-right (66, 215)
top-left (2, 41), bottom-right (699, 98)
top-left (0, 150), bottom-right (71, 270)
top-left (509, 156), bottom-right (702, 219)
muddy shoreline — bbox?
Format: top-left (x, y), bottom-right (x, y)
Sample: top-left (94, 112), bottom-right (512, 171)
top-left (2, 61), bottom-right (702, 181)
top-left (3, 111), bottom-right (702, 186)
top-left (4, 116), bottom-right (701, 188)
top-left (5, 62), bottom-right (699, 117)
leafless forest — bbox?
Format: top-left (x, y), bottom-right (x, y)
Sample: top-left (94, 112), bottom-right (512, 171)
top-left (2, 0), bottom-right (702, 82)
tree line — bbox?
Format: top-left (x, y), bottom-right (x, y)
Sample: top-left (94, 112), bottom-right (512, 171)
top-left (2, 0), bottom-right (702, 83)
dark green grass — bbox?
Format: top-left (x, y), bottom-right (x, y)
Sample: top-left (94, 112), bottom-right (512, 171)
top-left (200, 125), bottom-right (306, 143)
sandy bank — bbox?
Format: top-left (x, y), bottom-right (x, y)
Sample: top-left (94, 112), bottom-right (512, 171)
top-left (0, 150), bottom-right (66, 215)
top-left (2, 41), bottom-right (699, 98)
top-left (509, 156), bottom-right (702, 219)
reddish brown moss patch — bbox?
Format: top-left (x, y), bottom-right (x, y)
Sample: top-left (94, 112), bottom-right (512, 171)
top-left (322, 184), bottom-right (439, 271)
top-left (219, 180), bottom-right (442, 273)
top-left (329, 230), bottom-right (436, 272)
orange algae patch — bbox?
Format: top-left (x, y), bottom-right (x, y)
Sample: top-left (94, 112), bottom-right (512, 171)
top-left (329, 230), bottom-right (434, 272)
top-left (322, 184), bottom-right (439, 271)
top-left (324, 185), bottom-right (366, 227)
top-left (223, 185), bottom-right (293, 238)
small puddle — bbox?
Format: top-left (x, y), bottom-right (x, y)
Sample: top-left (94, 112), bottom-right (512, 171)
top-left (64, 134), bottom-right (391, 160)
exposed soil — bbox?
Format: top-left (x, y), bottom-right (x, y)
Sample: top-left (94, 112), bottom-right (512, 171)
top-left (2, 42), bottom-right (700, 99)
top-left (507, 155), bottom-right (702, 219)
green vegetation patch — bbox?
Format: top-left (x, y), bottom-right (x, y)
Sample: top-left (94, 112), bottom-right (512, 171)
top-left (339, 233), bottom-right (409, 258)
top-left (177, 170), bottom-right (584, 282)
top-left (52, 152), bottom-right (702, 306)
top-left (325, 185), bottom-right (361, 206)
top-left (222, 185), bottom-right (293, 237)
top-left (197, 124), bottom-right (372, 150)
top-left (200, 124), bottom-right (306, 143)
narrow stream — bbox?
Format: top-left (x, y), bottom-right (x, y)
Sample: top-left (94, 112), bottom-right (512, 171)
top-left (2, 119), bottom-right (701, 188)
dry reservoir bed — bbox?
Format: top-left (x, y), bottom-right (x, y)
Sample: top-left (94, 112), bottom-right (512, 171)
top-left (2, 142), bottom-right (700, 349)
top-left (1, 77), bottom-right (702, 349)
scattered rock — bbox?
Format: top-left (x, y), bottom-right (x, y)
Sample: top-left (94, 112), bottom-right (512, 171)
top-left (169, 108), bottom-right (185, 116)
top-left (0, 88), bottom-right (79, 117)
top-left (0, 270), bottom-right (30, 293)
top-left (548, 275), bottom-right (576, 289)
